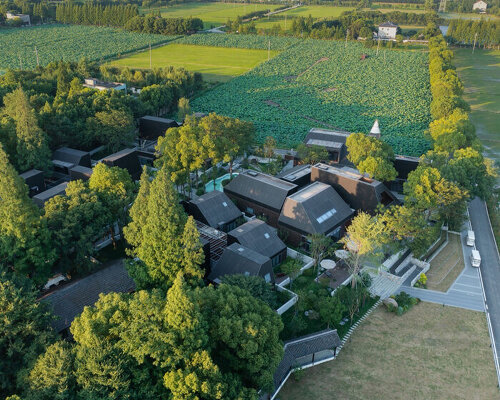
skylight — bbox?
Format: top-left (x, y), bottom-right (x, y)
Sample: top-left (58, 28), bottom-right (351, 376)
top-left (316, 208), bottom-right (337, 224)
top-left (222, 202), bottom-right (228, 207)
top-left (264, 233), bottom-right (270, 239)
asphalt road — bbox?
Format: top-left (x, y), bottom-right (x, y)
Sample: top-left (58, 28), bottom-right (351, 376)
top-left (469, 197), bottom-right (500, 360)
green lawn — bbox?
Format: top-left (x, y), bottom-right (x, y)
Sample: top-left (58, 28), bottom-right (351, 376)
top-left (140, 2), bottom-right (280, 29)
top-left (280, 303), bottom-right (498, 399)
top-left (453, 47), bottom-right (500, 162)
top-left (108, 43), bottom-right (279, 82)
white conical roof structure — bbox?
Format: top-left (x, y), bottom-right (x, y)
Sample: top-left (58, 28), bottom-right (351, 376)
top-left (370, 119), bottom-right (381, 138)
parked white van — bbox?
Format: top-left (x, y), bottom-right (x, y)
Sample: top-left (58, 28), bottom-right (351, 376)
top-left (471, 249), bottom-right (481, 268)
top-left (466, 230), bottom-right (475, 246)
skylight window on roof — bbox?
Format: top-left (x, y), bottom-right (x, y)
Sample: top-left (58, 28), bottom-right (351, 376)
top-left (222, 202), bottom-right (228, 207)
top-left (316, 208), bottom-right (337, 224)
top-left (238, 247), bottom-right (244, 252)
top-left (264, 233), bottom-right (270, 239)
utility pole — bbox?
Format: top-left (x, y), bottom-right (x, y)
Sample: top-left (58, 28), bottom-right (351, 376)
top-left (285, 14), bottom-right (287, 30)
top-left (345, 29), bottom-right (349, 48)
top-left (472, 32), bottom-right (478, 53)
top-left (376, 38), bottom-right (381, 56)
top-left (34, 46), bottom-right (39, 66)
top-left (149, 43), bottom-right (152, 69)
top-left (268, 40), bottom-right (270, 61)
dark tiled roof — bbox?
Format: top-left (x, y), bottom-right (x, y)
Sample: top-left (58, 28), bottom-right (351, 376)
top-left (102, 149), bottom-right (142, 180)
top-left (139, 116), bottom-right (179, 140)
top-left (277, 164), bottom-right (312, 181)
top-left (279, 182), bottom-right (354, 236)
top-left (32, 182), bottom-right (68, 207)
top-left (228, 219), bottom-right (286, 259)
top-left (311, 163), bottom-right (398, 212)
top-left (208, 243), bottom-right (273, 282)
top-left (189, 191), bottom-right (242, 229)
top-left (379, 21), bottom-right (398, 28)
top-left (20, 169), bottom-right (43, 179)
top-left (52, 147), bottom-right (91, 168)
top-left (304, 128), bottom-right (351, 151)
top-left (394, 155), bottom-right (420, 180)
top-left (273, 329), bottom-right (341, 389)
top-left (69, 166), bottom-right (93, 181)
top-left (41, 260), bottom-right (135, 332)
top-left (224, 170), bottom-right (297, 212)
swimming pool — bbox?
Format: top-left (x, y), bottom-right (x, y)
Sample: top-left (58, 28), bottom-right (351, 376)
top-left (205, 173), bottom-right (238, 193)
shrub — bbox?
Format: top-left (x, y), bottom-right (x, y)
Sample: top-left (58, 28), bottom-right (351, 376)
top-left (196, 187), bottom-right (205, 196)
top-left (387, 291), bottom-right (418, 315)
top-left (221, 178), bottom-right (230, 187)
top-left (415, 273), bottom-right (427, 288)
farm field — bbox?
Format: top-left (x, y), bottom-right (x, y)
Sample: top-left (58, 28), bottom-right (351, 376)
top-left (453, 48), bottom-right (500, 162)
top-left (108, 43), bottom-right (278, 82)
top-left (192, 37), bottom-right (431, 155)
top-left (280, 303), bottom-right (498, 399)
top-left (0, 24), bottom-right (175, 71)
top-left (139, 2), bottom-right (280, 29)
top-left (174, 33), bottom-right (301, 50)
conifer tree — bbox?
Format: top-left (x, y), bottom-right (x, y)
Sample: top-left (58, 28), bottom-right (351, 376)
top-left (180, 217), bottom-right (205, 284)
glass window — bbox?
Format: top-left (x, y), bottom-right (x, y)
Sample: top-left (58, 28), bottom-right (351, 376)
top-left (264, 273), bottom-right (271, 283)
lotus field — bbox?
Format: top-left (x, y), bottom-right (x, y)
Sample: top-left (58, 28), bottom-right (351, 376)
top-left (0, 25), bottom-right (177, 71)
top-left (192, 39), bottom-right (432, 156)
top-left (175, 33), bottom-right (301, 51)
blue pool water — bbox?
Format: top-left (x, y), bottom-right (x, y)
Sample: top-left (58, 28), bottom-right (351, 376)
top-left (205, 173), bottom-right (238, 192)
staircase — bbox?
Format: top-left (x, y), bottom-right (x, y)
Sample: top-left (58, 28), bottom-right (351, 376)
top-left (368, 271), bottom-right (403, 299)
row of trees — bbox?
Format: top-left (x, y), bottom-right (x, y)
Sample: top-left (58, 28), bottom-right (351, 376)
top-left (446, 19), bottom-right (500, 47)
top-left (0, 60), bottom-right (202, 172)
top-left (55, 3), bottom-right (139, 28)
top-left (125, 14), bottom-right (203, 34)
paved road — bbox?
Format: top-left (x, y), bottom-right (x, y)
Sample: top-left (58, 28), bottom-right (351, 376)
top-left (469, 197), bottom-right (500, 359)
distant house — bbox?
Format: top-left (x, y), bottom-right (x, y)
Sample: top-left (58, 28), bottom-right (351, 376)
top-left (473, 0), bottom-right (487, 12)
top-left (101, 149), bottom-right (142, 180)
top-left (40, 261), bottom-right (135, 334)
top-left (32, 182), bottom-right (68, 208)
top-left (303, 128), bottom-right (351, 163)
top-left (69, 165), bottom-right (93, 181)
top-left (278, 182), bottom-right (354, 247)
top-left (208, 243), bottom-right (274, 284)
top-left (378, 21), bottom-right (398, 40)
top-left (186, 191), bottom-right (243, 233)
top-left (224, 170), bottom-right (298, 227)
top-left (369, 119), bottom-right (381, 139)
top-left (52, 147), bottom-right (91, 175)
top-left (20, 169), bottom-right (45, 196)
top-left (6, 12), bottom-right (30, 25)
top-left (311, 163), bottom-right (398, 213)
top-left (277, 164), bottom-right (312, 188)
top-left (228, 219), bottom-right (287, 267)
top-left (139, 116), bottom-right (179, 140)
top-left (83, 78), bottom-right (126, 92)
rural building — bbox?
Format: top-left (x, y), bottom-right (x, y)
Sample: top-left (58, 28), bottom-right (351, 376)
top-left (83, 78), bottom-right (126, 92)
top-left (378, 21), bottom-right (398, 40)
top-left (311, 163), bottom-right (398, 213)
top-left (52, 147), bottom-right (91, 175)
top-left (32, 182), bottom-right (68, 208)
top-left (393, 155), bottom-right (420, 180)
top-left (228, 219), bottom-right (287, 267)
top-left (278, 182), bottom-right (354, 247)
top-left (186, 191), bottom-right (243, 232)
top-left (277, 164), bottom-right (312, 188)
top-left (224, 170), bottom-right (298, 227)
top-left (303, 128), bottom-right (351, 163)
top-left (473, 0), bottom-right (487, 12)
top-left (101, 149), bottom-right (142, 180)
top-left (208, 243), bottom-right (274, 284)
top-left (6, 12), bottom-right (30, 25)
top-left (369, 119), bottom-right (381, 139)
top-left (139, 116), bottom-right (179, 140)
top-left (20, 169), bottom-right (45, 196)
top-left (40, 261), bottom-right (135, 334)
top-left (69, 165), bottom-right (93, 181)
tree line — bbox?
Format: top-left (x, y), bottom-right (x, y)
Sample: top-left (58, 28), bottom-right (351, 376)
top-left (447, 19), bottom-right (500, 47)
top-left (124, 13), bottom-right (203, 35)
top-left (55, 3), bottom-right (139, 27)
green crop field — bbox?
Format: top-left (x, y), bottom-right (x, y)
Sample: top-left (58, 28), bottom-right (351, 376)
top-left (0, 24), bottom-right (176, 72)
top-left (175, 33), bottom-right (301, 50)
top-left (109, 43), bottom-right (279, 82)
top-left (140, 2), bottom-right (280, 29)
top-left (192, 38), bottom-right (431, 156)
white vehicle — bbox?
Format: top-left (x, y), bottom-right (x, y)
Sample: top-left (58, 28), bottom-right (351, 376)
top-left (43, 273), bottom-right (68, 291)
top-left (470, 249), bottom-right (481, 268)
top-left (466, 230), bottom-right (475, 247)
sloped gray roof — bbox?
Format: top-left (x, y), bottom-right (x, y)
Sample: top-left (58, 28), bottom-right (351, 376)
top-left (279, 182), bottom-right (354, 236)
top-left (52, 147), bottom-right (91, 168)
top-left (273, 329), bottom-right (341, 389)
top-left (20, 169), bottom-right (43, 179)
top-left (228, 219), bottom-right (286, 258)
top-left (41, 260), bottom-right (135, 332)
top-left (208, 243), bottom-right (272, 282)
top-left (304, 128), bottom-right (351, 151)
top-left (277, 164), bottom-right (312, 182)
top-left (32, 182), bottom-right (68, 207)
top-left (189, 191), bottom-right (242, 228)
top-left (224, 170), bottom-right (297, 212)
top-left (102, 149), bottom-right (142, 180)
top-left (379, 21), bottom-right (398, 28)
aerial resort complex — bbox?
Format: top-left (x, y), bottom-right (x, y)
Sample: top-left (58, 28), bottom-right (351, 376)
top-left (0, 1), bottom-right (499, 399)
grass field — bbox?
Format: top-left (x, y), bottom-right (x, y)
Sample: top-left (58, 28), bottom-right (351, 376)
top-left (140, 2), bottom-right (280, 29)
top-left (109, 43), bottom-right (278, 82)
top-left (427, 234), bottom-right (464, 292)
top-left (453, 48), bottom-right (500, 162)
top-left (280, 303), bottom-right (498, 399)
top-left (0, 24), bottom-right (175, 72)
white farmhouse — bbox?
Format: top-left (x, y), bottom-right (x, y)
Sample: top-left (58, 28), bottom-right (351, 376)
top-left (473, 0), bottom-right (487, 12)
top-left (378, 21), bottom-right (398, 40)
top-left (83, 78), bottom-right (126, 92)
top-left (6, 12), bottom-right (30, 25)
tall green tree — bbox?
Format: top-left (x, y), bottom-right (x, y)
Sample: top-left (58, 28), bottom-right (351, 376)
top-left (3, 87), bottom-right (51, 172)
top-left (123, 167), bottom-right (150, 251)
top-left (86, 109), bottom-right (135, 153)
top-left (180, 217), bottom-right (205, 284)
top-left (0, 144), bottom-right (55, 283)
top-left (296, 143), bottom-right (329, 165)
